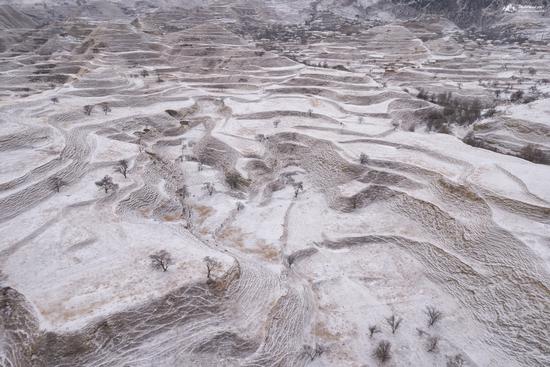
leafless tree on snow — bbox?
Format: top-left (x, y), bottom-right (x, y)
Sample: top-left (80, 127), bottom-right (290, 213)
top-left (204, 256), bottom-right (222, 281)
top-left (203, 182), bottom-right (214, 196)
top-left (293, 182), bottom-right (304, 198)
top-left (303, 343), bottom-right (324, 361)
top-left (95, 175), bottom-right (117, 193)
top-left (368, 324), bottom-right (381, 338)
top-left (115, 159), bottom-right (129, 178)
top-left (149, 250), bottom-right (173, 272)
top-left (426, 336), bottom-right (439, 353)
top-left (373, 340), bottom-right (391, 363)
top-left (386, 314), bottom-right (402, 334)
top-left (83, 105), bottom-right (94, 116)
top-left (425, 306), bottom-right (443, 327)
top-left (101, 102), bottom-right (112, 115)
top-left (446, 354), bottom-right (465, 367)
top-left (51, 176), bottom-right (67, 193)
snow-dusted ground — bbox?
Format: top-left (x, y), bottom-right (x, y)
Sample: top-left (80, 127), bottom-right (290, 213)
top-left (1, 5), bottom-right (549, 367)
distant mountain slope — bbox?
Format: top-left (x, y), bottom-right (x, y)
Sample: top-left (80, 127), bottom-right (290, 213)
top-left (318, 0), bottom-right (549, 28)
top-left (2, 0), bottom-right (549, 30)
top-left (0, 4), bottom-right (38, 29)
top-left (294, 0), bottom-right (549, 28)
top-left (387, 0), bottom-right (549, 27)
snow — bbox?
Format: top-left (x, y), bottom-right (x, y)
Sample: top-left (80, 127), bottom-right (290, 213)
top-left (1, 4), bottom-right (549, 366)
top-left (505, 98), bottom-right (550, 127)
top-left (1, 164), bottom-right (232, 332)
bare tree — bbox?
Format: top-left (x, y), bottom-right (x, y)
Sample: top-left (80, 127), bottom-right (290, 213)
top-left (101, 102), bottom-right (111, 115)
top-left (373, 340), bottom-right (391, 363)
top-left (115, 159), bottom-right (129, 178)
top-left (359, 153), bottom-right (369, 164)
top-left (510, 90), bottom-right (524, 103)
top-left (83, 105), bottom-right (94, 116)
top-left (386, 314), bottom-right (402, 334)
top-left (446, 354), bottom-right (465, 367)
top-left (368, 324), bottom-right (381, 338)
top-left (51, 97), bottom-right (59, 104)
top-left (149, 250), bottom-right (173, 272)
top-left (176, 185), bottom-right (188, 199)
top-left (293, 182), bottom-right (304, 198)
top-left (204, 256), bottom-right (222, 281)
top-left (95, 175), bottom-right (117, 193)
top-left (203, 182), bottom-right (214, 196)
top-left (303, 343), bottom-right (324, 361)
top-left (156, 71), bottom-right (164, 83)
top-left (425, 306), bottom-right (443, 327)
top-left (426, 336), bottom-right (439, 353)
top-left (51, 176), bottom-right (66, 193)
top-left (225, 171), bottom-right (251, 190)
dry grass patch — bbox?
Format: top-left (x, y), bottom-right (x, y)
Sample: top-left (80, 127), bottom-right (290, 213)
top-left (314, 321), bottom-right (341, 341)
top-left (248, 239), bottom-right (279, 261)
top-left (162, 214), bottom-right (181, 222)
top-left (219, 226), bottom-right (246, 248)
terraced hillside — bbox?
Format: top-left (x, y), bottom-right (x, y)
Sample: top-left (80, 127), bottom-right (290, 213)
top-left (1, 1), bottom-right (549, 367)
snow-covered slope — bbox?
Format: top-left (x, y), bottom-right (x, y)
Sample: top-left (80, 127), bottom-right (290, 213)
top-left (0, 2), bottom-right (549, 367)
top-left (0, 4), bottom-right (37, 29)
